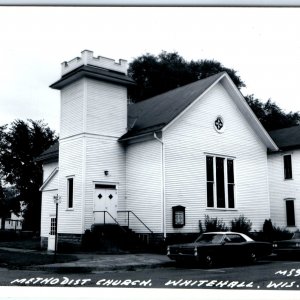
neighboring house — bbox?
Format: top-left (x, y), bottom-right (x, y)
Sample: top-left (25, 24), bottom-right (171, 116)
top-left (0, 211), bottom-right (23, 231)
top-left (268, 126), bottom-right (300, 231)
top-left (39, 50), bottom-right (281, 251)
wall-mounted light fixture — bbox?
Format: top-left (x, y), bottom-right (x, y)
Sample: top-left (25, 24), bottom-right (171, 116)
top-left (104, 170), bottom-right (109, 176)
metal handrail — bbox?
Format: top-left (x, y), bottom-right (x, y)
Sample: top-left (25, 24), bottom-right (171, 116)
top-left (117, 210), bottom-right (153, 234)
top-left (93, 210), bottom-right (127, 233)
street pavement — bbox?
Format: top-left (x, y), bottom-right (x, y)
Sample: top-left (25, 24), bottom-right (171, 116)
top-left (0, 246), bottom-right (172, 272)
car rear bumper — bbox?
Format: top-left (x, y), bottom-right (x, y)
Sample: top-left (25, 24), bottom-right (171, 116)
top-left (273, 249), bottom-right (300, 255)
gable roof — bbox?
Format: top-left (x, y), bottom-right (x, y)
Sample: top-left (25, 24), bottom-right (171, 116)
top-left (36, 142), bottom-right (59, 163)
top-left (119, 72), bottom-right (278, 151)
top-left (119, 72), bottom-right (226, 141)
top-left (39, 167), bottom-right (59, 191)
top-left (268, 125), bottom-right (300, 151)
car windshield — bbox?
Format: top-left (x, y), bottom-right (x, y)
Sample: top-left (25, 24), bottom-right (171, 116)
top-left (292, 232), bottom-right (300, 239)
top-left (195, 233), bottom-right (224, 244)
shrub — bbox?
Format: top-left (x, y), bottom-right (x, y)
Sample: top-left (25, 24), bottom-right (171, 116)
top-left (230, 215), bottom-right (252, 234)
top-left (262, 219), bottom-right (293, 242)
top-left (263, 219), bottom-right (273, 235)
top-left (203, 215), bottom-right (228, 232)
top-left (272, 226), bottom-right (293, 241)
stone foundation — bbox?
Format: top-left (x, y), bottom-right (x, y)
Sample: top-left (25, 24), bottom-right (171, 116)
top-left (40, 231), bottom-right (200, 253)
top-left (40, 236), bottom-right (48, 250)
top-left (57, 233), bottom-right (82, 252)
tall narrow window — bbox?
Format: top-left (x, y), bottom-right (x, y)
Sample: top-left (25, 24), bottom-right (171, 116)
top-left (227, 159), bottom-right (235, 208)
top-left (216, 157), bottom-right (225, 208)
top-left (67, 178), bottom-right (74, 209)
top-left (206, 156), bottom-right (214, 207)
top-left (286, 199), bottom-right (295, 226)
top-left (206, 155), bottom-right (235, 209)
top-left (284, 155), bottom-right (293, 179)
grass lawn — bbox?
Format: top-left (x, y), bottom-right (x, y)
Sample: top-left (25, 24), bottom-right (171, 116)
top-left (0, 249), bottom-right (78, 269)
top-left (0, 238), bottom-right (41, 250)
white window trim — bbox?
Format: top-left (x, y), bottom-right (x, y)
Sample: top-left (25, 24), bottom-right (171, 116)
top-left (284, 198), bottom-right (296, 227)
top-left (205, 155), bottom-right (236, 210)
top-left (49, 215), bottom-right (57, 236)
top-left (66, 176), bottom-right (75, 210)
top-left (283, 154), bottom-right (293, 181)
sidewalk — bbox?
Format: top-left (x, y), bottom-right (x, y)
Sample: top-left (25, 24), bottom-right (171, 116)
top-left (0, 247), bottom-right (172, 272)
top-left (32, 253), bottom-right (172, 272)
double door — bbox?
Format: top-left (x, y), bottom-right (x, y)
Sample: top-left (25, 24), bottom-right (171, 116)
top-left (94, 187), bottom-right (118, 223)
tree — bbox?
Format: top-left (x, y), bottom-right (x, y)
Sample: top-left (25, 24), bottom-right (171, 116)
top-left (0, 120), bottom-right (58, 231)
top-left (128, 51), bottom-right (245, 102)
top-left (245, 95), bottom-right (300, 131)
top-left (128, 51), bottom-right (300, 131)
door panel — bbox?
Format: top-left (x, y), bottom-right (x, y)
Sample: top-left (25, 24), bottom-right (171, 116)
top-left (48, 217), bottom-right (56, 251)
top-left (94, 187), bottom-right (118, 224)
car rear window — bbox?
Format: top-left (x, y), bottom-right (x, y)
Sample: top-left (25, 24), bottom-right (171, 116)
top-left (195, 234), bottom-right (224, 244)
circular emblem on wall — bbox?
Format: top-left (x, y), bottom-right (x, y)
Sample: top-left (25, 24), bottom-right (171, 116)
top-left (214, 116), bottom-right (224, 133)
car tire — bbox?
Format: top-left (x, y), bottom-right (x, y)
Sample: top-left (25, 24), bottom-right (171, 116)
top-left (248, 251), bottom-right (257, 264)
top-left (203, 255), bottom-right (214, 268)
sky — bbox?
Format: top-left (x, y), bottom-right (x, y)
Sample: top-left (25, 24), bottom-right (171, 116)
top-left (0, 6), bottom-right (300, 133)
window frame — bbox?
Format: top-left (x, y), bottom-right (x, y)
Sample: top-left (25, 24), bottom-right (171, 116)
top-left (205, 154), bottom-right (235, 210)
top-left (67, 177), bottom-right (74, 209)
top-left (283, 154), bottom-right (293, 180)
top-left (50, 217), bottom-right (57, 235)
top-left (285, 198), bottom-right (296, 227)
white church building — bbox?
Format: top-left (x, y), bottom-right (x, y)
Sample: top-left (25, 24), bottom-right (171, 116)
top-left (38, 50), bottom-right (300, 251)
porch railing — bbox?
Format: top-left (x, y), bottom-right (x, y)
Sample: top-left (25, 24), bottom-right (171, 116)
top-left (117, 211), bottom-right (153, 234)
top-left (93, 210), bottom-right (127, 233)
top-left (93, 210), bottom-right (153, 235)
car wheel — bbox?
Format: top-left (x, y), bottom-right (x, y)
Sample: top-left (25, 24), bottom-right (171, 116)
top-left (248, 252), bottom-right (257, 264)
top-left (203, 255), bottom-right (214, 268)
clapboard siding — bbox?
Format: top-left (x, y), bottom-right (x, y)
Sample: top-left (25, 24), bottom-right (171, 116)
top-left (58, 137), bottom-right (84, 234)
top-left (60, 79), bottom-right (84, 139)
top-left (164, 82), bottom-right (270, 233)
top-left (268, 150), bottom-right (300, 230)
top-left (126, 140), bottom-right (162, 233)
top-left (84, 135), bottom-right (126, 230)
top-left (40, 163), bottom-right (59, 238)
top-left (43, 162), bottom-right (58, 182)
top-left (40, 190), bottom-right (57, 237)
top-left (86, 79), bottom-right (127, 137)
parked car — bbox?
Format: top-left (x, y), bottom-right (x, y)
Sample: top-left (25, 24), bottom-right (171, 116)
top-left (273, 232), bottom-right (300, 257)
top-left (167, 232), bottom-right (272, 267)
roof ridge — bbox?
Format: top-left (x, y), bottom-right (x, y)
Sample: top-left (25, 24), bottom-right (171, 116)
top-left (131, 71), bottom-right (226, 106)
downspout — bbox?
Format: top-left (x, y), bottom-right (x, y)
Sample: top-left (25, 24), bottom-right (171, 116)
top-left (154, 132), bottom-right (166, 239)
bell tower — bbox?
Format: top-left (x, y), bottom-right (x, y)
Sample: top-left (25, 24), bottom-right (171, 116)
top-left (50, 50), bottom-right (134, 246)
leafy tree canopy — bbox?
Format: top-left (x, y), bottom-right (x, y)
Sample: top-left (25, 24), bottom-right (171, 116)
top-left (0, 119), bottom-right (58, 231)
top-left (128, 51), bottom-right (300, 131)
top-left (128, 51), bottom-right (245, 102)
top-left (245, 95), bottom-right (300, 131)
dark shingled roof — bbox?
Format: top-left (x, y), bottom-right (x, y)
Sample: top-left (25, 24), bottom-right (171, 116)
top-left (119, 72), bottom-right (226, 141)
top-left (268, 126), bottom-right (300, 150)
top-left (51, 65), bottom-right (135, 90)
top-left (36, 142), bottom-right (59, 163)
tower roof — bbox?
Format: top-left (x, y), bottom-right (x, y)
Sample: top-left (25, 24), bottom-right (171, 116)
top-left (50, 50), bottom-right (135, 90)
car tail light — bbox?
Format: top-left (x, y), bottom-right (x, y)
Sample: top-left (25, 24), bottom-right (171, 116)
top-left (167, 246), bottom-right (170, 255)
top-left (296, 243), bottom-right (300, 248)
top-left (273, 243), bottom-right (277, 248)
